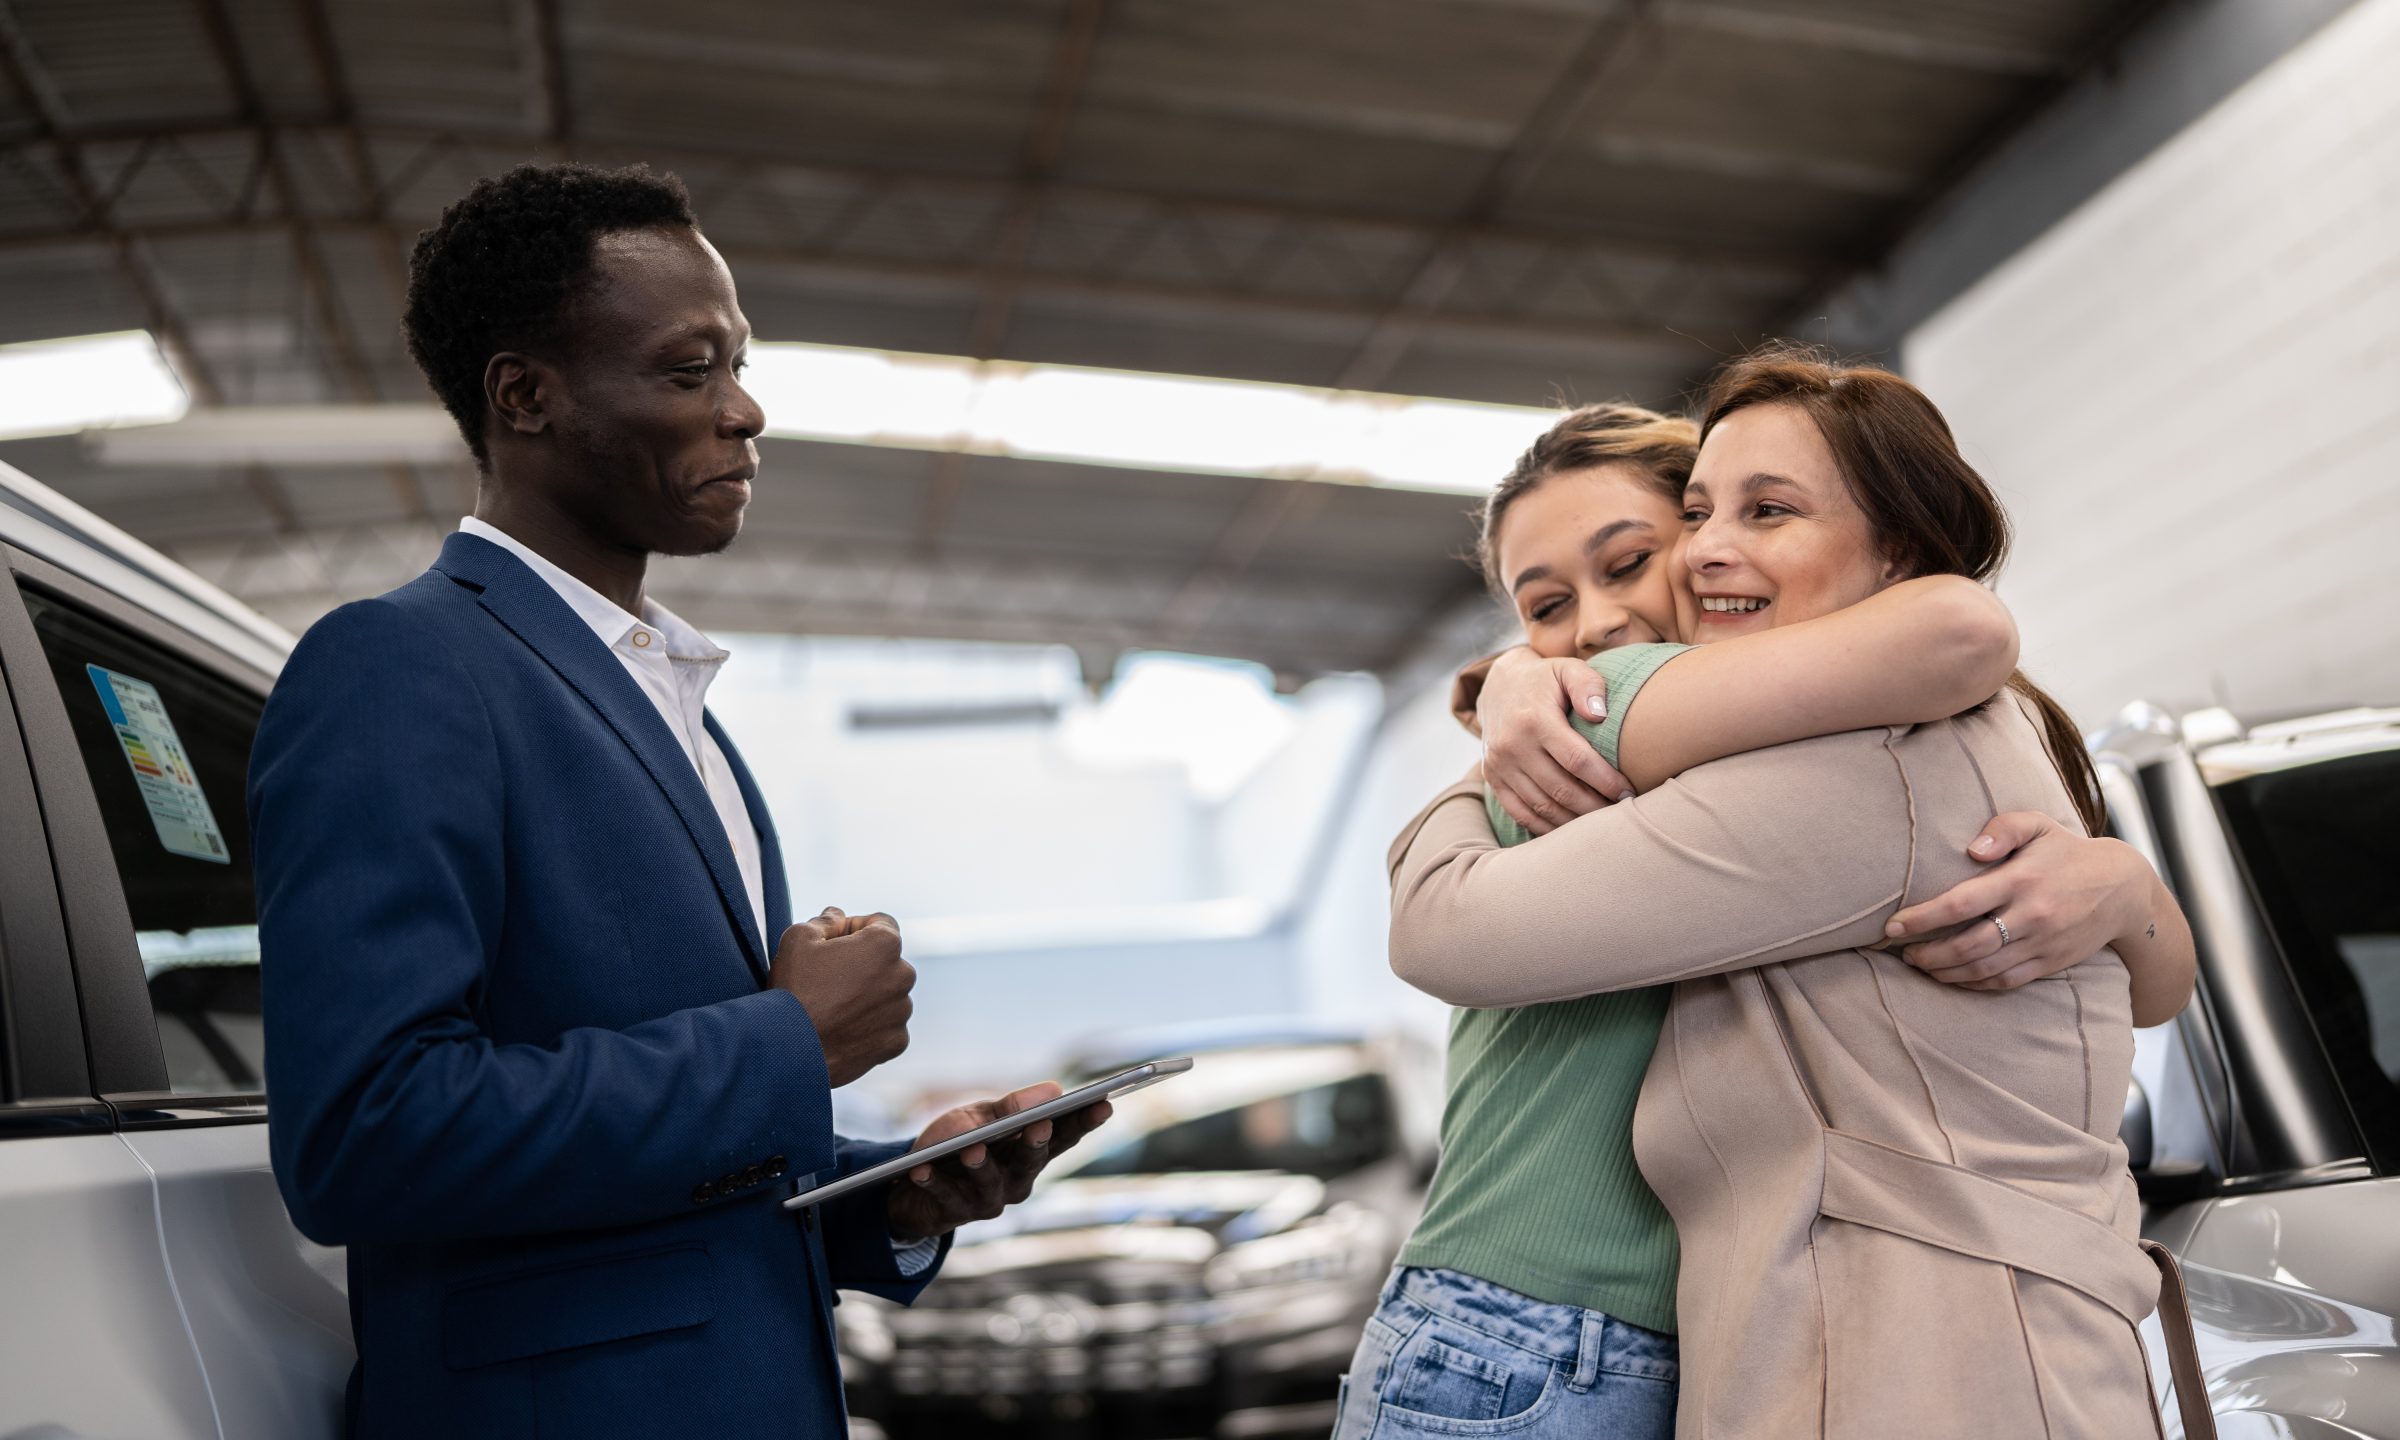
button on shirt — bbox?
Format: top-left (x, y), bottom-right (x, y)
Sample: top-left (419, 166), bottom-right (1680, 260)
top-left (458, 520), bottom-right (938, 1275)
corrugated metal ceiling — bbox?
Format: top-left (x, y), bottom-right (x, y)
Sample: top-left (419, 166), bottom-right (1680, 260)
top-left (0, 0), bottom-right (2172, 678)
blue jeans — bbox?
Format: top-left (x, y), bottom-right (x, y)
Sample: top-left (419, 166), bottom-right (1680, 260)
top-left (1333, 1266), bottom-right (1677, 1439)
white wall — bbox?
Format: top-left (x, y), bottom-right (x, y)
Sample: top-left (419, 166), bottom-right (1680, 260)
top-left (1903, 0), bottom-right (2400, 727)
top-left (698, 634), bottom-right (1405, 1109)
top-left (1291, 673), bottom-right (1479, 1043)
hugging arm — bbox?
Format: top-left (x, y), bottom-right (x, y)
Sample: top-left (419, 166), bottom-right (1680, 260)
top-left (1390, 731), bottom-right (1917, 1009)
top-left (1470, 575), bottom-right (2015, 832)
top-left (1886, 810), bottom-right (2199, 1026)
top-left (1608, 575), bottom-right (2015, 792)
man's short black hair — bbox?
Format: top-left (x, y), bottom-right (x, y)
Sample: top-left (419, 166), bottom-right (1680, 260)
top-left (403, 162), bottom-right (698, 467)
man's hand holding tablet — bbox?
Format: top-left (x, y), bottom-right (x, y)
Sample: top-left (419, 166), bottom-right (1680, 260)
top-left (883, 1081), bottom-right (1115, 1242)
top-left (784, 1058), bottom-right (1191, 1242)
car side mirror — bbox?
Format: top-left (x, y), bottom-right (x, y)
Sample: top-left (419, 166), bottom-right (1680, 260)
top-left (2123, 1075), bottom-right (2214, 1204)
top-left (2122, 1078), bottom-right (2154, 1172)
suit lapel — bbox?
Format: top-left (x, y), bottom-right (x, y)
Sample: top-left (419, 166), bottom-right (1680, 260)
top-left (707, 710), bottom-right (790, 950)
top-left (434, 533), bottom-right (770, 981)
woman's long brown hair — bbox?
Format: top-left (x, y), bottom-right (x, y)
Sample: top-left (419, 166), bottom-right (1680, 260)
top-left (1697, 343), bottom-right (2105, 834)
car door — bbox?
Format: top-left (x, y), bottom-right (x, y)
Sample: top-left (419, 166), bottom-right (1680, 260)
top-left (2176, 737), bottom-right (2400, 1439)
top-left (0, 543), bottom-right (350, 1439)
top-left (2107, 733), bottom-right (2399, 1438)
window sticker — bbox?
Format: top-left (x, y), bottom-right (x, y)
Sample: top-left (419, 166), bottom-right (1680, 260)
top-left (85, 664), bottom-right (230, 864)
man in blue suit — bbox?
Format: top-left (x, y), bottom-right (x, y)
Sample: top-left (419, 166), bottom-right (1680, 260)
top-left (250, 163), bottom-right (1107, 1438)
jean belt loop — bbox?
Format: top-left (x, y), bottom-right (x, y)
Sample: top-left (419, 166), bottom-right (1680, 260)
top-left (1569, 1310), bottom-right (1606, 1392)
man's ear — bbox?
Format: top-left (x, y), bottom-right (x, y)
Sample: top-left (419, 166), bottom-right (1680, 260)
top-left (484, 353), bottom-right (554, 438)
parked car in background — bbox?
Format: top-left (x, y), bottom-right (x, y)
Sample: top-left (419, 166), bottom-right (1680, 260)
top-left (839, 1023), bottom-right (1440, 1440)
top-left (2101, 702), bottom-right (2400, 1437)
top-left (0, 463), bottom-right (349, 1438)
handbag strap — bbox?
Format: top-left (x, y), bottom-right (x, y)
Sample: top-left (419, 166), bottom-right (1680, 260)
top-left (2141, 1239), bottom-right (2218, 1440)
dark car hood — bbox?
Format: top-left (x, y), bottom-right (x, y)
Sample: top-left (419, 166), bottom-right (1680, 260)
top-left (950, 1171), bottom-right (1326, 1254)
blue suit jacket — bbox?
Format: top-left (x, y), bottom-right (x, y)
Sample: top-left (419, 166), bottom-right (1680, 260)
top-left (251, 532), bottom-right (940, 1439)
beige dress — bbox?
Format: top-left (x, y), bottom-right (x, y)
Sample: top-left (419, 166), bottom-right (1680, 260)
top-left (1387, 697), bottom-right (2162, 1439)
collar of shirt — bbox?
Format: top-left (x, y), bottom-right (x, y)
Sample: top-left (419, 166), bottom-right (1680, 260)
top-left (457, 515), bottom-right (730, 692)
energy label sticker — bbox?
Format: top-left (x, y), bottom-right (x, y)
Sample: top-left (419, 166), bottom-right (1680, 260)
top-left (86, 664), bottom-right (230, 865)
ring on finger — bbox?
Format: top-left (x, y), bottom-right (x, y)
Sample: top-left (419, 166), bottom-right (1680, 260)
top-left (1989, 913), bottom-right (2012, 947)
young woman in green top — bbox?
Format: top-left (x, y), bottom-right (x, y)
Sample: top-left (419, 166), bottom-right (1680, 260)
top-left (1331, 402), bottom-right (2194, 1439)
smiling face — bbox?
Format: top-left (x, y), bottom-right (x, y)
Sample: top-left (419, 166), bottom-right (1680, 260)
top-left (542, 225), bottom-right (764, 557)
top-left (1494, 463), bottom-right (1690, 657)
top-left (1679, 401), bottom-right (1899, 643)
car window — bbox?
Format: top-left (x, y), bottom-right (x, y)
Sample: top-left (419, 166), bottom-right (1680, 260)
top-left (1068, 1074), bottom-right (1398, 1180)
top-left (2215, 748), bottom-right (2400, 1171)
top-left (21, 588), bottom-right (264, 1097)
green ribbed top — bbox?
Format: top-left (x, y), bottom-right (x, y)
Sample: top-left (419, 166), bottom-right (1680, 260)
top-left (1396, 642), bottom-right (1691, 1334)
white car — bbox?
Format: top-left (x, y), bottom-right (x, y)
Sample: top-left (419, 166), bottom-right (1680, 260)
top-left (0, 462), bottom-right (349, 1438)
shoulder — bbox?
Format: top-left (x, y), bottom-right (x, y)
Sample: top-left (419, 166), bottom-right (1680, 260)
top-left (276, 574), bottom-right (488, 707)
top-left (1943, 692), bottom-right (2087, 824)
top-left (1649, 728), bottom-right (1912, 837)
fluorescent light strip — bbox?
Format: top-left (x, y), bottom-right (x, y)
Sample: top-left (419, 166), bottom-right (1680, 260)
top-left (745, 342), bottom-right (1547, 495)
top-left (0, 331), bottom-right (188, 441)
top-left (74, 336), bottom-right (1557, 495)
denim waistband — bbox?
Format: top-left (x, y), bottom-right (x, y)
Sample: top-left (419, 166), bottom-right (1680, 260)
top-left (1388, 1265), bottom-right (1617, 1364)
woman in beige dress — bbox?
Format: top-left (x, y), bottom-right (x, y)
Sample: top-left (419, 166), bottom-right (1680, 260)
top-left (1389, 347), bottom-right (2174, 1438)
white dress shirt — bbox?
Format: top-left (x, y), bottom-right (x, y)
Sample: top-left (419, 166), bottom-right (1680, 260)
top-left (460, 517), bottom-right (766, 945)
top-left (459, 519), bottom-right (937, 1273)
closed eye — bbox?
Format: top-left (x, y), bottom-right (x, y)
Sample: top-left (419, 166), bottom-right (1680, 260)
top-left (1606, 550), bottom-right (1652, 583)
top-left (1527, 596), bottom-right (1567, 623)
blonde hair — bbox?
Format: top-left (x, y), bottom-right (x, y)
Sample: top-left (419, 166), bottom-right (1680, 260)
top-left (1475, 402), bottom-right (1699, 598)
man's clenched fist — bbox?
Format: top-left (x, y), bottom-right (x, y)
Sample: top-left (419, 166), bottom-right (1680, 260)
top-left (770, 908), bottom-right (914, 1087)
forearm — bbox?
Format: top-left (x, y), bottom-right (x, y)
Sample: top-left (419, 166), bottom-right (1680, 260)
top-left (1390, 737), bottom-right (1914, 1007)
top-left (268, 991), bottom-right (838, 1245)
top-left (1614, 576), bottom-right (2017, 791)
top-left (2107, 853), bottom-right (2198, 1027)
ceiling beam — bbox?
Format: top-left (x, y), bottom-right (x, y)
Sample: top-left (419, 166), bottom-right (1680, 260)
top-left (527, 0), bottom-right (571, 145)
top-left (506, 15), bottom-right (1956, 176)
top-left (918, 0), bottom-right (1112, 548)
top-left (1788, 0), bottom-right (2189, 338)
top-left (0, 213), bottom-right (1716, 368)
top-left (0, 118), bottom-right (1843, 277)
top-left (1333, 0), bottom-right (1666, 394)
top-left (193, 0), bottom-right (431, 522)
top-left (1666, 4), bottom-right (2065, 76)
top-left (290, 0), bottom-right (462, 512)
top-left (1157, 0), bottom-right (1665, 647)
top-left (156, 518), bottom-right (1459, 678)
top-left (0, 0), bottom-right (300, 532)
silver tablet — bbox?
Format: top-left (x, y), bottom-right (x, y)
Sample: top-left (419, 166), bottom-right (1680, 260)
top-left (782, 1057), bottom-right (1193, 1210)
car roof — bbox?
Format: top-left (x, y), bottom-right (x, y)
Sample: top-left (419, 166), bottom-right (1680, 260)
top-left (0, 460), bottom-right (293, 680)
top-left (1058, 1015), bottom-right (1369, 1079)
top-left (2095, 699), bottom-right (2400, 785)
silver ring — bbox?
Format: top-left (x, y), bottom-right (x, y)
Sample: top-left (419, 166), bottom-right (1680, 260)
top-left (1989, 914), bottom-right (2012, 947)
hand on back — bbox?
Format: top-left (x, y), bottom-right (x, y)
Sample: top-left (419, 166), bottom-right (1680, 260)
top-left (1885, 813), bottom-right (2143, 991)
top-left (1478, 646), bottom-right (1631, 836)
top-left (770, 907), bottom-right (914, 1087)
